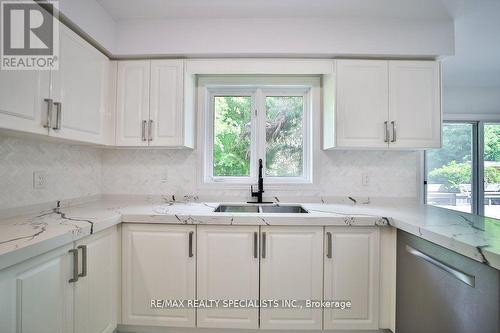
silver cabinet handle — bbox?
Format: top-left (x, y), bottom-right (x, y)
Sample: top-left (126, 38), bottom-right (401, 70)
top-left (384, 121), bottom-right (389, 143)
top-left (253, 232), bottom-right (258, 258)
top-left (326, 231), bottom-right (332, 258)
top-left (68, 249), bottom-right (79, 283)
top-left (261, 232), bottom-right (266, 259)
top-left (188, 231), bottom-right (194, 258)
top-left (52, 102), bottom-right (62, 130)
top-left (44, 98), bottom-right (53, 128)
top-left (406, 245), bottom-right (475, 287)
top-left (391, 121), bottom-right (396, 142)
top-left (77, 245), bottom-right (87, 278)
top-left (148, 120), bottom-right (153, 141)
top-left (141, 120), bottom-right (147, 142)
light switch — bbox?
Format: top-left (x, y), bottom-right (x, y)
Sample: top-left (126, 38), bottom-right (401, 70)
top-left (33, 171), bottom-right (47, 189)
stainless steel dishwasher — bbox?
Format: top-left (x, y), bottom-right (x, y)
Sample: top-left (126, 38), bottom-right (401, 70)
top-left (396, 230), bottom-right (499, 333)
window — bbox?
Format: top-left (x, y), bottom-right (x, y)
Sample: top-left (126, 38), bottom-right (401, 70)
top-left (202, 77), bottom-right (315, 185)
top-left (425, 121), bottom-right (500, 218)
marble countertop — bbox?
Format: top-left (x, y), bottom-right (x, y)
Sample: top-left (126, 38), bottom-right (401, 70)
top-left (0, 196), bottom-right (499, 271)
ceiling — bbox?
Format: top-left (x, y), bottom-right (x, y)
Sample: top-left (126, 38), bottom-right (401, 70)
top-left (96, 0), bottom-right (456, 20)
top-left (442, 0), bottom-right (500, 88)
top-left (96, 0), bottom-right (500, 91)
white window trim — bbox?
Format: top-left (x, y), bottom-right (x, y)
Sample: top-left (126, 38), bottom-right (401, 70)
top-left (197, 76), bottom-right (320, 191)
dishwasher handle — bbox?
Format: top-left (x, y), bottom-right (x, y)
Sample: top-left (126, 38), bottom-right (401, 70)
top-left (406, 245), bottom-right (475, 287)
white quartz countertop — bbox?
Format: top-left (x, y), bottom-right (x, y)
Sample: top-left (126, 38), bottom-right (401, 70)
top-left (0, 196), bottom-right (499, 271)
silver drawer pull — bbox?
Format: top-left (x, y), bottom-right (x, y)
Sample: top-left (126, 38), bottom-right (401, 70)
top-left (43, 98), bottom-right (53, 128)
top-left (391, 121), bottom-right (396, 142)
top-left (53, 102), bottom-right (62, 130)
top-left (68, 249), bottom-right (79, 283)
top-left (77, 245), bottom-right (87, 277)
top-left (141, 120), bottom-right (147, 142)
top-left (253, 232), bottom-right (258, 259)
top-left (406, 245), bottom-right (475, 287)
top-left (384, 121), bottom-right (389, 143)
top-left (261, 232), bottom-right (266, 259)
top-left (148, 119), bottom-right (153, 141)
top-left (188, 231), bottom-right (194, 258)
top-left (326, 232), bottom-right (332, 258)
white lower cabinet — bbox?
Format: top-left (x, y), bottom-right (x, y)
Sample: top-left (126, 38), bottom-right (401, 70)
top-left (197, 226), bottom-right (259, 329)
top-left (122, 224), bottom-right (196, 327)
top-left (324, 227), bottom-right (380, 330)
top-left (74, 226), bottom-right (119, 333)
top-left (0, 244), bottom-right (74, 333)
top-left (0, 227), bottom-right (118, 333)
top-left (260, 226), bottom-right (323, 330)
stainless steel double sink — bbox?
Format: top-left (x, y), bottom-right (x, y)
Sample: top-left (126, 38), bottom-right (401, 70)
top-left (213, 204), bottom-right (309, 214)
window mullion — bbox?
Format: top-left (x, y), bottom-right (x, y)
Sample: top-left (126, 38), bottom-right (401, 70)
top-left (256, 89), bottom-right (267, 177)
top-left (477, 122), bottom-right (485, 216)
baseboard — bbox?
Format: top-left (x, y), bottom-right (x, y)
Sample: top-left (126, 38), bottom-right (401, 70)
top-left (117, 324), bottom-right (392, 333)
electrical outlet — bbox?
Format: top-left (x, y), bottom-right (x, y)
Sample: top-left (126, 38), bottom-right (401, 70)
top-left (33, 171), bottom-right (47, 189)
top-left (361, 173), bottom-right (369, 186)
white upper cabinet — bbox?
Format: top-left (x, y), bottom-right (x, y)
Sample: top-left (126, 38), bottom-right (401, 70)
top-left (115, 59), bottom-right (194, 148)
top-left (335, 60), bottom-right (389, 148)
top-left (0, 23), bottom-right (111, 145)
top-left (115, 61), bottom-right (150, 146)
top-left (122, 224), bottom-right (196, 327)
top-left (197, 226), bottom-right (259, 329)
top-left (260, 226), bottom-right (323, 330)
top-left (324, 59), bottom-right (441, 149)
top-left (388, 61), bottom-right (441, 148)
top-left (0, 70), bottom-right (50, 135)
top-left (49, 25), bottom-right (110, 144)
top-left (149, 60), bottom-right (185, 146)
top-left (324, 227), bottom-right (380, 330)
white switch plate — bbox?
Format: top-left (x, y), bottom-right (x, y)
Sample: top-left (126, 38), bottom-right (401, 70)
top-left (361, 173), bottom-right (369, 186)
top-left (33, 171), bottom-right (47, 189)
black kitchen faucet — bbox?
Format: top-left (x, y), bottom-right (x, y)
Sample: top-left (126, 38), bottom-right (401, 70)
top-left (249, 159), bottom-right (266, 203)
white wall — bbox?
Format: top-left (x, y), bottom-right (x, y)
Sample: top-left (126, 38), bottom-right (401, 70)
top-left (58, 0), bottom-right (117, 53)
top-left (113, 17), bottom-right (454, 57)
top-left (102, 149), bottom-right (418, 200)
top-left (0, 136), bottom-right (102, 211)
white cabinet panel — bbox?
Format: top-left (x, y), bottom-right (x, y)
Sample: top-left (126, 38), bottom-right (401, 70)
top-left (197, 226), bottom-right (259, 329)
top-left (260, 226), bottom-right (323, 330)
top-left (50, 25), bottom-right (109, 144)
top-left (122, 224), bottom-right (195, 327)
top-left (388, 61), bottom-right (441, 148)
top-left (324, 227), bottom-right (380, 330)
top-left (74, 227), bottom-right (118, 333)
top-left (0, 69), bottom-right (50, 135)
top-left (0, 244), bottom-right (73, 333)
top-left (149, 60), bottom-right (184, 146)
top-left (115, 61), bottom-right (150, 146)
top-left (335, 60), bottom-right (389, 148)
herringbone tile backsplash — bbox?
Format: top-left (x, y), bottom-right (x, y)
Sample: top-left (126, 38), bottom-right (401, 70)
top-left (0, 135), bottom-right (418, 210)
top-left (0, 136), bottom-right (102, 210)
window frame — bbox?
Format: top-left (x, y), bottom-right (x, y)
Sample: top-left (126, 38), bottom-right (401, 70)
top-left (200, 76), bottom-right (316, 186)
top-left (424, 120), bottom-right (500, 217)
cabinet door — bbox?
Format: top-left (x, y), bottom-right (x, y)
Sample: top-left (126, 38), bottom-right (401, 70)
top-left (335, 60), bottom-right (389, 148)
top-left (197, 226), bottom-right (259, 329)
top-left (0, 69), bottom-right (50, 135)
top-left (388, 61), bottom-right (441, 148)
top-left (115, 61), bottom-right (150, 146)
top-left (324, 227), bottom-right (380, 330)
top-left (50, 24), bottom-right (109, 144)
top-left (0, 244), bottom-right (74, 333)
top-left (149, 60), bottom-right (184, 146)
top-left (74, 226), bottom-right (118, 333)
top-left (260, 226), bottom-right (323, 330)
top-left (122, 224), bottom-right (195, 327)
